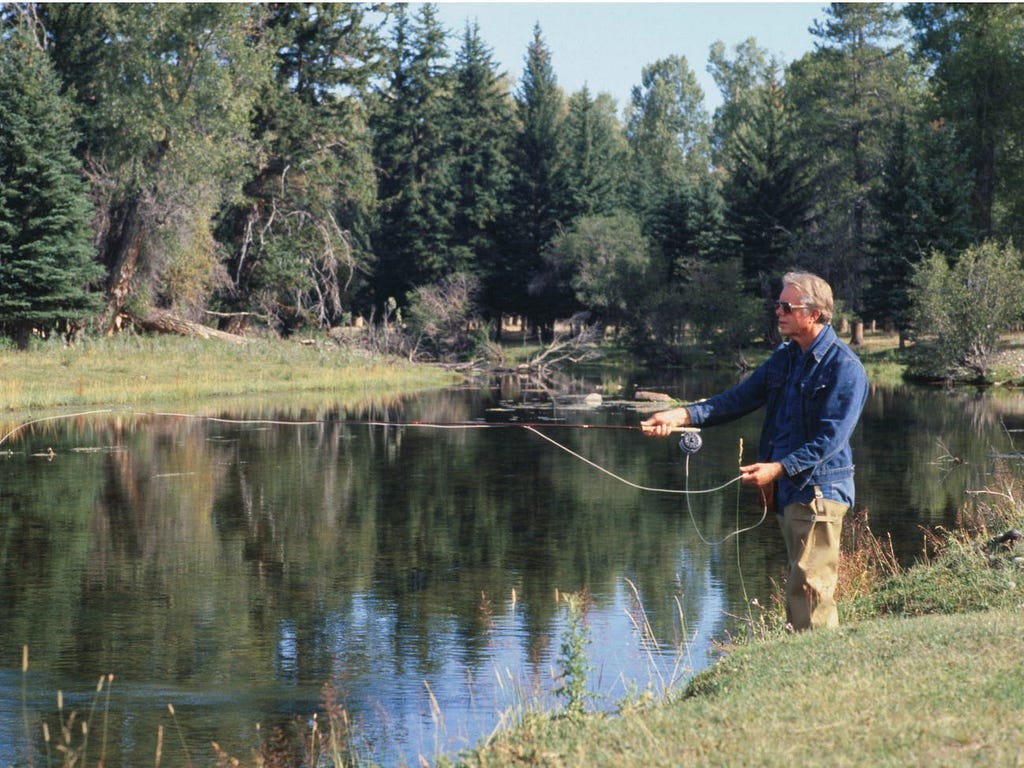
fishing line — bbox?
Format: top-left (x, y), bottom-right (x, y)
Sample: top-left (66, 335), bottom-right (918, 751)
top-left (0, 409), bottom-right (116, 447)
top-left (523, 425), bottom-right (766, 545)
top-left (2, 408), bottom-right (766, 542)
top-left (683, 454), bottom-right (768, 547)
top-left (522, 425), bottom-right (743, 496)
top-left (0, 410), bottom-right (616, 445)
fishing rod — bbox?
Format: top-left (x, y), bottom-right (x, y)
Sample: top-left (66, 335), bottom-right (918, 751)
top-left (1, 408), bottom-right (762, 543)
top-left (350, 419), bottom-right (706, 452)
top-left (0, 411), bottom-right (694, 445)
top-left (373, 419), bottom-right (702, 444)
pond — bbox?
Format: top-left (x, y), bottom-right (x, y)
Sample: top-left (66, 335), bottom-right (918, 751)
top-left (1, 370), bottom-right (1022, 766)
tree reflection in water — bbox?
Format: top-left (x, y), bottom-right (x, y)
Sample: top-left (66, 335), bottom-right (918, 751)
top-left (0, 378), bottom-right (1017, 765)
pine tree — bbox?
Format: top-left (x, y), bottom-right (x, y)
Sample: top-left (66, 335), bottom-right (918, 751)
top-left (866, 117), bottom-right (974, 341)
top-left (447, 20), bottom-right (515, 319)
top-left (371, 4), bottom-right (456, 307)
top-left (788, 2), bottom-right (919, 307)
top-left (0, 26), bottom-right (102, 348)
top-left (723, 66), bottom-right (815, 292)
top-left (917, 118), bottom-right (974, 256)
top-left (864, 118), bottom-right (929, 337)
top-left (501, 24), bottom-right (568, 338)
top-left (562, 87), bottom-right (629, 221)
top-left (906, 3), bottom-right (1024, 237)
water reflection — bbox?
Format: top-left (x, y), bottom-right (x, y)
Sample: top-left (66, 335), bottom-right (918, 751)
top-left (0, 378), bottom-right (1020, 765)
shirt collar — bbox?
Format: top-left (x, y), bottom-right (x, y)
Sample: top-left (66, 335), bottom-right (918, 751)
top-left (805, 323), bottom-right (835, 362)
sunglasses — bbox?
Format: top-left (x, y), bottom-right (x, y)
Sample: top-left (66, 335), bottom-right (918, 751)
top-left (774, 300), bottom-right (809, 314)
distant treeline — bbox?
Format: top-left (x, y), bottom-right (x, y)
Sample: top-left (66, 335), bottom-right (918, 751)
top-left (1, 3), bottom-right (1023, 357)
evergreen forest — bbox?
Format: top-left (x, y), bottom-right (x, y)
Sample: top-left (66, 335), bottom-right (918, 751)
top-left (2, 2), bottom-right (1024, 369)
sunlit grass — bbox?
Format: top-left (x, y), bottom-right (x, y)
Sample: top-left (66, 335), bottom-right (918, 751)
top-left (0, 326), bottom-right (914, 419)
top-left (0, 334), bottom-right (461, 415)
top-left (453, 477), bottom-right (1024, 768)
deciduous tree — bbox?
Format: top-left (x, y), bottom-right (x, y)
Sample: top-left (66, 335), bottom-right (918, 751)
top-left (625, 53), bottom-right (715, 346)
top-left (708, 37), bottom-right (772, 164)
top-left (910, 240), bottom-right (1024, 380)
top-left (41, 3), bottom-right (271, 329)
top-left (215, 3), bottom-right (386, 333)
top-left (542, 212), bottom-right (652, 332)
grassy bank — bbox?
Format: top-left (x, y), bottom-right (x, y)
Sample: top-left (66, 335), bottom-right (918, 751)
top-left (455, 609), bottom-right (1022, 768)
top-left (449, 488), bottom-right (1024, 767)
top-left (0, 334), bottom-right (461, 416)
top-left (0, 326), bottom-right (918, 418)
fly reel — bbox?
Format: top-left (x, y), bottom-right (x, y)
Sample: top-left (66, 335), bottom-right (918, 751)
top-left (677, 429), bottom-right (703, 455)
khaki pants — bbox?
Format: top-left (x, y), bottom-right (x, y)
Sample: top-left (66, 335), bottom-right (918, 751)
top-left (779, 491), bottom-right (848, 630)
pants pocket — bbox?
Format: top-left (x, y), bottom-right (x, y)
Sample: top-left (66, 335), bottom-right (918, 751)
top-left (780, 499), bottom-right (847, 629)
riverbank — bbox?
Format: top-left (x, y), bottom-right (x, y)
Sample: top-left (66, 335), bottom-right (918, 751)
top-left (452, 608), bottom-right (1023, 767)
top-left (0, 326), bottom-right (999, 420)
top-left (7, 325), bottom-right (1024, 416)
top-left (0, 334), bottom-right (462, 417)
top-left (447, 471), bottom-right (1024, 767)
top-left (4, 332), bottom-right (1023, 766)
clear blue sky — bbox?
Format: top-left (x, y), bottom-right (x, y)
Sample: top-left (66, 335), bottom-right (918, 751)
top-left (427, 2), bottom-right (827, 113)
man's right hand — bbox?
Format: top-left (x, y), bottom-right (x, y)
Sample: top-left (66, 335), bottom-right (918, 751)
top-left (640, 407), bottom-right (691, 437)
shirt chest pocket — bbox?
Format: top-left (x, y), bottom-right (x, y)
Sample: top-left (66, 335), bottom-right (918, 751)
top-left (800, 372), bottom-right (835, 401)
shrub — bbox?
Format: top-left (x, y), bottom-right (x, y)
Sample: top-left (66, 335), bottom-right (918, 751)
top-left (909, 240), bottom-right (1024, 380)
top-left (404, 272), bottom-right (488, 362)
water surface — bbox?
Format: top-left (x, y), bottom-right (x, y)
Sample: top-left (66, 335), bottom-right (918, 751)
top-left (1, 373), bottom-right (1020, 765)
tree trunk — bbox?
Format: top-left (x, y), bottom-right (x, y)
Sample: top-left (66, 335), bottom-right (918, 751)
top-left (129, 308), bottom-right (247, 344)
top-left (851, 320), bottom-right (864, 346)
top-left (12, 321), bottom-right (33, 351)
top-left (102, 197), bottom-right (145, 334)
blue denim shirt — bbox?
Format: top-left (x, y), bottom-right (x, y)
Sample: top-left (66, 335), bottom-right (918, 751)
top-left (686, 324), bottom-right (869, 510)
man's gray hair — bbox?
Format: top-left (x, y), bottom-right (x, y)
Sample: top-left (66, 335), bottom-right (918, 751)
top-left (782, 271), bottom-right (834, 324)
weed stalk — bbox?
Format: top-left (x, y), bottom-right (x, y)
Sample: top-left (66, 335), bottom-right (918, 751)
top-left (555, 591), bottom-right (593, 718)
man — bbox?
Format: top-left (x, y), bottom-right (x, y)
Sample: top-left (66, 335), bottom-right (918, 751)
top-left (641, 271), bottom-right (869, 630)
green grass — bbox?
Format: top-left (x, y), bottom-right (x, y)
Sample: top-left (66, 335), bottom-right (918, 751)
top-left (448, 485), bottom-right (1024, 768)
top-left (456, 610), bottom-right (1023, 768)
top-left (0, 333), bottom-right (461, 418)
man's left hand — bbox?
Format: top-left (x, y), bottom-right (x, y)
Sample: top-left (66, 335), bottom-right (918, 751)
top-left (739, 461), bottom-right (784, 487)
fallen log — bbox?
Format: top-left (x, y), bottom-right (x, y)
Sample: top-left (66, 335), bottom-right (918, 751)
top-left (128, 309), bottom-right (248, 344)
